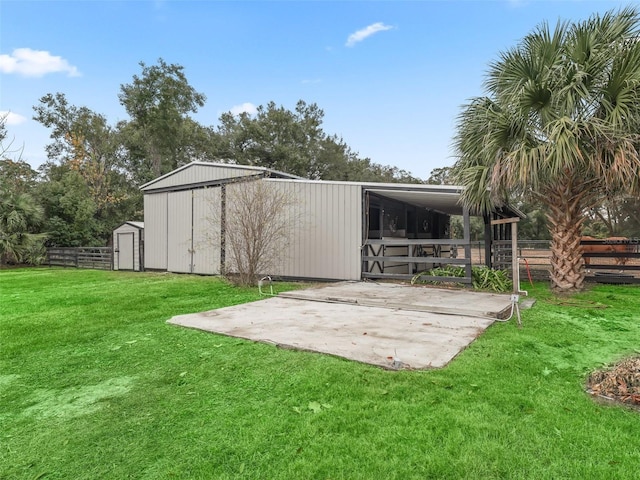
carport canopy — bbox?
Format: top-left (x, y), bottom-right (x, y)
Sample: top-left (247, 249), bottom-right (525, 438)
top-left (363, 183), bottom-right (525, 222)
top-left (363, 185), bottom-right (468, 216)
top-left (361, 183), bottom-right (525, 276)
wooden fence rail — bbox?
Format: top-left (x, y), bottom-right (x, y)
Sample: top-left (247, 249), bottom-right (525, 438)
top-left (488, 238), bottom-right (640, 284)
top-left (46, 247), bottom-right (113, 270)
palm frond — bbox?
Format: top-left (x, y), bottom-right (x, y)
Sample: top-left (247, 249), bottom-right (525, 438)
top-left (453, 6), bottom-right (640, 215)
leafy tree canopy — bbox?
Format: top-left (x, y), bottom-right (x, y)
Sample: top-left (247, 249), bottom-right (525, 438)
top-left (215, 100), bottom-right (422, 183)
top-left (20, 59), bottom-right (428, 249)
top-left (33, 93), bottom-right (141, 246)
top-left (118, 58), bottom-right (208, 183)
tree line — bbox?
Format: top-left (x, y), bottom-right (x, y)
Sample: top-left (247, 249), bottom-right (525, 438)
top-left (0, 59), bottom-right (421, 264)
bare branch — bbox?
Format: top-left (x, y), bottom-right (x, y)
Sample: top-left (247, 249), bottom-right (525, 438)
top-left (198, 179), bottom-right (301, 285)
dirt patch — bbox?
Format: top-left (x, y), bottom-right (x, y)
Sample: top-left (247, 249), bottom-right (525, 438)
top-left (587, 356), bottom-right (640, 410)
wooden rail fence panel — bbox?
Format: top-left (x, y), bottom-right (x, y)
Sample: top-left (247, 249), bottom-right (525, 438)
top-left (489, 238), bottom-right (640, 284)
top-left (46, 247), bottom-right (113, 270)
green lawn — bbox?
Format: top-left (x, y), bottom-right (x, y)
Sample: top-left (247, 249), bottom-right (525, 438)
top-left (1, 268), bottom-right (640, 479)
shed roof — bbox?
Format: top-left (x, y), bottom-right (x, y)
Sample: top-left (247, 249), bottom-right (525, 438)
top-left (140, 162), bottom-right (302, 191)
top-left (115, 221), bottom-right (144, 230)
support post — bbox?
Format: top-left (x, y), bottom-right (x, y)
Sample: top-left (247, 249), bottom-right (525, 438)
top-left (483, 213), bottom-right (492, 268)
top-left (361, 189), bottom-right (368, 278)
top-left (220, 184), bottom-right (226, 275)
top-left (463, 207), bottom-right (472, 284)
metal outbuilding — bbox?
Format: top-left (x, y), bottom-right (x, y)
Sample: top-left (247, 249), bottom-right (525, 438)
top-left (112, 221), bottom-right (144, 271)
top-left (140, 162), bottom-right (520, 283)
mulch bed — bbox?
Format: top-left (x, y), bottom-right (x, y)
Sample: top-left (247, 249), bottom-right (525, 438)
top-left (587, 356), bottom-right (640, 410)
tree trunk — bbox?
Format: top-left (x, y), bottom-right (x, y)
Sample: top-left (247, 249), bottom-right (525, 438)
top-left (544, 183), bottom-right (586, 293)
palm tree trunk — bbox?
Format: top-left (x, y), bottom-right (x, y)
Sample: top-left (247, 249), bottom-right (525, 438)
top-left (544, 183), bottom-right (586, 292)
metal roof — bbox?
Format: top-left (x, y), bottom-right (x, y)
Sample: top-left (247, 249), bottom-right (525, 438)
top-left (363, 187), bottom-right (525, 218)
top-left (139, 161), bottom-right (302, 191)
top-left (365, 188), bottom-right (465, 215)
top-left (267, 178), bottom-right (513, 218)
top-left (141, 162), bottom-right (524, 219)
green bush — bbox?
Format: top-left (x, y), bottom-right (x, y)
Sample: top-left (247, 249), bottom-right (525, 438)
top-left (411, 265), bottom-right (512, 292)
top-left (471, 266), bottom-right (512, 292)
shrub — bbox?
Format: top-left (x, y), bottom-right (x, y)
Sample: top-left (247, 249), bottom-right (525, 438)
top-left (411, 265), bottom-right (512, 293)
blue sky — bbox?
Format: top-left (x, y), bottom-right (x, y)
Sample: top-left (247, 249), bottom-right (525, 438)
top-left (0, 0), bottom-right (636, 180)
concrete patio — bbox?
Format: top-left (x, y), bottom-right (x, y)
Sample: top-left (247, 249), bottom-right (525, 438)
top-left (168, 281), bottom-right (515, 370)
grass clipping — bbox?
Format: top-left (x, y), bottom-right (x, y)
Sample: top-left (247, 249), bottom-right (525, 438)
top-left (587, 356), bottom-right (640, 408)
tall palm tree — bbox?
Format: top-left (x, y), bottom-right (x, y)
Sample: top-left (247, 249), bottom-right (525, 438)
top-left (454, 7), bottom-right (640, 293)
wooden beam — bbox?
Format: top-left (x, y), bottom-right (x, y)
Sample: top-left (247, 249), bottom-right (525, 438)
top-left (362, 256), bottom-right (470, 264)
top-left (366, 239), bottom-right (469, 246)
top-left (490, 217), bottom-right (520, 226)
top-left (361, 272), bottom-right (473, 284)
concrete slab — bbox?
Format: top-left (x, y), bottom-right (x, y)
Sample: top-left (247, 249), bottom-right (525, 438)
top-left (279, 281), bottom-right (513, 319)
top-left (168, 282), bottom-right (513, 370)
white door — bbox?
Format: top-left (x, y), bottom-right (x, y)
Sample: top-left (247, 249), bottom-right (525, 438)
top-left (118, 233), bottom-right (135, 270)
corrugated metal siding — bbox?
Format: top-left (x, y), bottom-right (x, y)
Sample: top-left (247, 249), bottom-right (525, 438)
top-left (144, 193), bottom-right (168, 270)
top-left (260, 179), bottom-right (362, 280)
top-left (144, 164), bottom-right (258, 191)
top-left (167, 190), bottom-right (194, 273)
top-left (145, 177), bottom-right (363, 280)
top-left (112, 224), bottom-right (142, 271)
top-left (192, 187), bottom-right (221, 274)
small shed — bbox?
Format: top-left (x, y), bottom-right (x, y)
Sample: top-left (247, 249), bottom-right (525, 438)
top-left (113, 221), bottom-right (144, 271)
top-left (140, 162), bottom-right (522, 283)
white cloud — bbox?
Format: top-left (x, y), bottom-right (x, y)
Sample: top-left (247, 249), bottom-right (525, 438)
top-left (229, 102), bottom-right (258, 116)
top-left (0, 48), bottom-right (80, 77)
top-left (0, 111), bottom-right (27, 125)
top-left (346, 22), bottom-right (394, 47)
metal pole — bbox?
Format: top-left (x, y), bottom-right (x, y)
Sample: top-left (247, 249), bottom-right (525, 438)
top-left (512, 221), bottom-right (519, 293)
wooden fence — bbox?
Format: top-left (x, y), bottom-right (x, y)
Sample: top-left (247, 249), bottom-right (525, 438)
top-left (46, 247), bottom-right (113, 270)
top-left (487, 238), bottom-right (640, 284)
